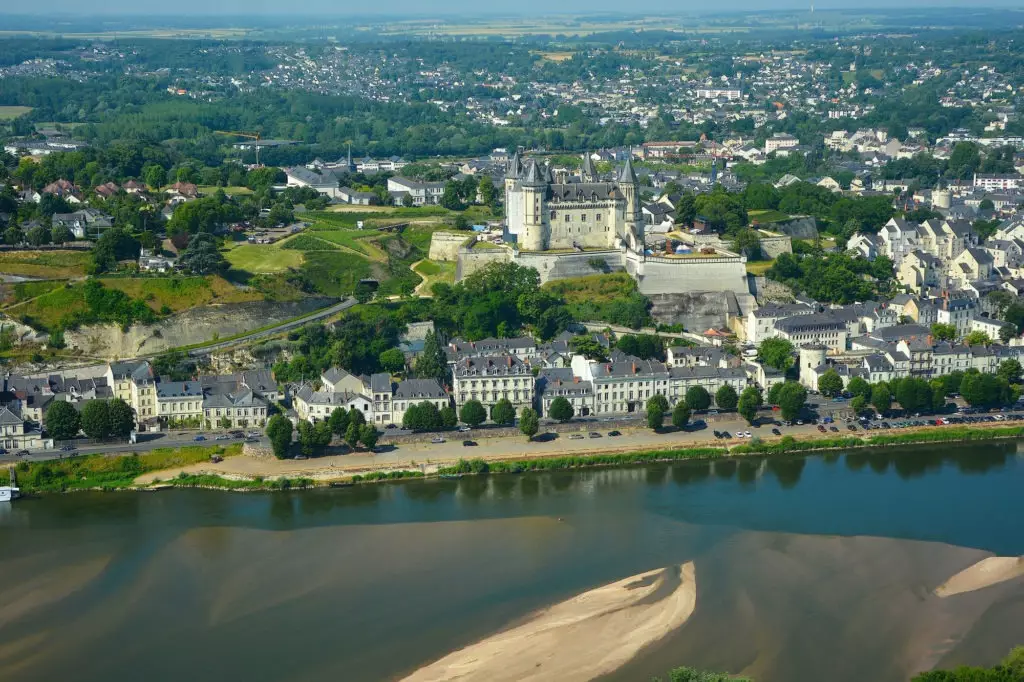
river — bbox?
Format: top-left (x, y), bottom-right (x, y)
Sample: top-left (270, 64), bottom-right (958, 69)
top-left (1, 443), bottom-right (1023, 682)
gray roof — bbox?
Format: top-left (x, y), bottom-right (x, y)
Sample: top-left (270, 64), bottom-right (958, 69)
top-left (394, 379), bottom-right (446, 400)
top-left (453, 355), bottom-right (531, 377)
top-left (0, 406), bottom-right (23, 426)
top-left (370, 372), bottom-right (393, 394)
top-left (774, 313), bottom-right (845, 333)
top-left (203, 388), bottom-right (267, 409)
top-left (156, 381), bottom-right (204, 399)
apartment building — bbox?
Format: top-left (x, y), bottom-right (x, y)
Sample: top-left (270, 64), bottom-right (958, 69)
top-left (452, 355), bottom-right (535, 415)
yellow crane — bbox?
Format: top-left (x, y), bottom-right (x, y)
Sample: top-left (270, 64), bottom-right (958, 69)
top-left (216, 130), bottom-right (263, 167)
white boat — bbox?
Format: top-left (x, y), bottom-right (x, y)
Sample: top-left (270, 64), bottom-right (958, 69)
top-left (0, 486), bottom-right (19, 503)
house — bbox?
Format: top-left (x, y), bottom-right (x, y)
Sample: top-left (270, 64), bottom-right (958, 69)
top-left (337, 187), bottom-right (378, 206)
top-left (765, 133), bottom-right (799, 154)
top-left (41, 179), bottom-right (83, 204)
top-left (293, 384), bottom-right (371, 423)
top-left (155, 381), bottom-right (205, 427)
top-left (202, 389), bottom-right (268, 429)
top-left (52, 208), bottom-right (114, 239)
top-left (138, 248), bottom-right (176, 273)
top-left (0, 406), bottom-right (49, 450)
top-left (94, 182), bottom-right (121, 199)
top-left (284, 167), bottom-right (341, 199)
top-left (773, 313), bottom-right (848, 352)
top-left (321, 367), bottom-right (368, 395)
top-left (536, 367), bottom-right (594, 418)
top-left (386, 177), bottom-right (445, 206)
top-left (451, 355), bottom-right (535, 416)
top-left (391, 378), bottom-right (449, 426)
top-left (166, 182), bottom-right (199, 200)
top-left (947, 248), bottom-right (994, 289)
top-left (898, 251), bottom-right (943, 294)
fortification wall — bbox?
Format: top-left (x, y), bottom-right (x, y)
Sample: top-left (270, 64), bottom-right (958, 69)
top-left (455, 245), bottom-right (511, 281)
top-left (758, 234), bottom-right (793, 259)
top-left (636, 257), bottom-right (749, 295)
top-left (513, 249), bottom-right (624, 284)
top-left (428, 232), bottom-right (470, 262)
top-left (771, 216), bottom-right (819, 240)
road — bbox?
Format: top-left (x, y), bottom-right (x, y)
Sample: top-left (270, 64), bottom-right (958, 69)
top-left (183, 297), bottom-right (356, 357)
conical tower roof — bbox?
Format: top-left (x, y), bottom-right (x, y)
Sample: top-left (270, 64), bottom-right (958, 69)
top-left (522, 159), bottom-right (544, 186)
top-left (542, 162), bottom-right (553, 184)
top-left (617, 157), bottom-right (638, 184)
top-left (581, 152), bottom-right (596, 180)
top-left (506, 150), bottom-right (522, 179)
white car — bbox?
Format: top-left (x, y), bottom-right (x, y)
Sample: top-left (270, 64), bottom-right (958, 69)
top-left (457, 426), bottom-right (471, 432)
top-left (743, 431), bottom-right (752, 438)
top-left (735, 432), bottom-right (746, 438)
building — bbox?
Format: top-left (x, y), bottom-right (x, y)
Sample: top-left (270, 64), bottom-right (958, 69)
top-left (293, 384), bottom-right (371, 423)
top-left (52, 208), bottom-right (114, 239)
top-left (387, 177), bottom-right (446, 206)
top-left (337, 187), bottom-right (378, 206)
top-left (974, 173), bottom-right (1022, 192)
top-left (745, 303), bottom-right (815, 344)
top-left (536, 367), bottom-right (594, 419)
top-left (765, 133), bottom-right (799, 154)
top-left (155, 381), bottom-right (204, 427)
top-left (284, 167), bottom-right (342, 199)
top-left (452, 355), bottom-right (534, 417)
top-left (0, 406), bottom-right (49, 450)
top-left (321, 367), bottom-right (368, 395)
top-left (504, 153), bottom-right (644, 253)
top-left (391, 379), bottom-right (449, 426)
top-left (202, 389), bottom-right (269, 429)
top-left (773, 314), bottom-right (848, 352)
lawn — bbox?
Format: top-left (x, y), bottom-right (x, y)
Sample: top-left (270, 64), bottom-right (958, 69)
top-left (10, 285), bottom-right (88, 330)
top-left (223, 243), bottom-right (304, 273)
top-left (305, 227), bottom-right (388, 260)
top-left (413, 259), bottom-right (456, 294)
top-left (543, 272), bottom-right (637, 304)
top-left (0, 106), bottom-right (32, 120)
top-left (1, 279), bottom-right (66, 306)
top-left (299, 251), bottom-right (373, 297)
top-left (197, 185), bottom-right (253, 196)
top-left (0, 250), bottom-right (90, 278)
top-left (279, 234), bottom-right (341, 252)
top-left (748, 209), bottom-right (792, 224)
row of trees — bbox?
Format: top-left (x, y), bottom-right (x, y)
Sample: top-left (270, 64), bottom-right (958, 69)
top-left (264, 407), bottom-right (380, 459)
top-left (44, 398), bottom-right (135, 441)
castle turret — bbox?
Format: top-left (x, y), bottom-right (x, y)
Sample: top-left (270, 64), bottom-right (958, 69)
top-left (519, 159), bottom-right (546, 251)
top-left (617, 158), bottom-right (643, 250)
top-left (799, 344), bottom-right (828, 389)
top-left (581, 153), bottom-right (597, 182)
top-left (504, 151), bottom-right (524, 238)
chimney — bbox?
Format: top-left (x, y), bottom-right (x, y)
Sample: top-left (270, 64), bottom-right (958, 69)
top-left (632, 362), bottom-right (637, 374)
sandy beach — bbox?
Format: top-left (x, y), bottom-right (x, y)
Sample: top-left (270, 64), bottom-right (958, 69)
top-left (935, 556), bottom-right (1024, 598)
top-left (400, 562), bottom-right (697, 682)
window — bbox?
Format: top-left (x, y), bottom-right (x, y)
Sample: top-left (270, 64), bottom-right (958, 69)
top-left (581, 214), bottom-right (587, 221)
top-left (565, 214), bottom-right (571, 222)
top-left (596, 214), bottom-right (601, 221)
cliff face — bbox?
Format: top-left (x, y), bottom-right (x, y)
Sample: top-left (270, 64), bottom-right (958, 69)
top-left (65, 298), bottom-right (334, 359)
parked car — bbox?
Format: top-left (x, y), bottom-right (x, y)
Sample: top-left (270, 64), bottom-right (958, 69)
top-left (772, 428), bottom-right (781, 436)
top-left (294, 454), bottom-right (307, 460)
top-left (569, 434), bottom-right (585, 440)
top-left (608, 430), bottom-right (621, 437)
top-left (210, 455), bottom-right (223, 463)
top-left (215, 435), bottom-right (230, 441)
top-left (462, 440), bottom-right (477, 447)
top-left (457, 426), bottom-right (471, 432)
top-left (60, 444), bottom-right (76, 451)
top-left (16, 450), bottom-right (30, 457)
top-left (194, 435), bottom-right (206, 441)
top-left (589, 432), bottom-right (602, 438)
top-left (431, 437), bottom-right (446, 444)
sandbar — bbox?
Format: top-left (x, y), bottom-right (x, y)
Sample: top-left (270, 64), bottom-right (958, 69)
top-left (935, 556), bottom-right (1024, 598)
top-left (400, 562), bottom-right (697, 682)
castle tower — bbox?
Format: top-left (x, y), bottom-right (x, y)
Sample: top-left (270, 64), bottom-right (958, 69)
top-left (617, 157), bottom-right (643, 251)
top-left (799, 344), bottom-right (828, 389)
top-left (519, 159), bottom-right (547, 251)
top-left (505, 151), bottom-right (524, 238)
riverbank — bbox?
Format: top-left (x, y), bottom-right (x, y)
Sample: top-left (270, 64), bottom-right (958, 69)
top-left (6, 423), bottom-right (1024, 495)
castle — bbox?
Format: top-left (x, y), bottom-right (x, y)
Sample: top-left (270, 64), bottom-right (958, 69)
top-left (504, 152), bottom-right (645, 253)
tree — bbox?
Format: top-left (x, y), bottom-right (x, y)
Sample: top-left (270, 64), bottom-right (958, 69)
top-left (570, 334), bottom-right (608, 361)
top-left (344, 422), bottom-right (361, 449)
top-left (964, 330), bottom-right (992, 346)
top-left (402, 402), bottom-right (444, 431)
top-left (359, 424), bottom-right (379, 450)
top-left (26, 225), bottom-right (50, 246)
top-left (415, 330), bottom-right (448, 384)
top-left (960, 371), bottom-right (1012, 408)
top-left (177, 232), bottom-right (227, 275)
top-left (737, 386), bottom-right (762, 425)
top-left (646, 398), bottom-right (666, 430)
top-left (4, 225), bottom-right (23, 245)
top-left (851, 395), bottom-right (867, 415)
top-left (379, 348), bottom-right (406, 374)
top-left (672, 400), bottom-right (691, 429)
top-left (777, 382), bottom-right (807, 421)
top-left (348, 407), bottom-right (366, 429)
top-left (51, 224), bottom-right (73, 245)
top-left (847, 376), bottom-right (871, 399)
top-left (144, 164), bottom-right (166, 189)
top-left (107, 398), bottom-right (135, 438)
top-left (297, 420), bottom-right (315, 456)
top-left (997, 359), bottom-right (1022, 384)
top-left (328, 407), bottom-right (349, 437)
top-left (714, 385), bottom-right (738, 410)
top-left (80, 400), bottom-right (111, 440)
top-left (459, 399), bottom-right (487, 427)
top-left (758, 337), bottom-right (795, 371)
top-left (519, 407), bottom-right (539, 441)
top-left (313, 420), bottom-right (333, 451)
top-left (766, 382), bottom-right (785, 405)
top-left (549, 396), bottom-right (575, 423)
top-left (684, 386), bottom-right (711, 411)
top-left (440, 405), bottom-right (458, 429)
top-left (871, 382), bottom-right (892, 414)
top-left (490, 398), bottom-right (516, 426)
top-left (817, 369), bottom-right (844, 398)
top-left (45, 401), bottom-right (81, 440)
top-left (896, 377), bottom-right (932, 414)
top-left (930, 323), bottom-right (958, 341)
top-left (266, 414), bottom-right (293, 459)
top-left (730, 228), bottom-right (763, 259)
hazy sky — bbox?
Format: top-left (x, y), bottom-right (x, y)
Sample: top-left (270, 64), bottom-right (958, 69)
top-left (1, 0), bottom-right (1021, 16)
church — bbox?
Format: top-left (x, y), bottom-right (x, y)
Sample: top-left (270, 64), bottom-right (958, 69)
top-left (504, 152), bottom-right (645, 253)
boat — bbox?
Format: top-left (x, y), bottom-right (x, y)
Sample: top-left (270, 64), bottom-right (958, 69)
top-left (0, 486), bottom-right (19, 503)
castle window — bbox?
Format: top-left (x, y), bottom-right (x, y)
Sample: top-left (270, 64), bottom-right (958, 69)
top-left (565, 214), bottom-right (571, 222)
top-left (596, 214), bottom-right (601, 221)
top-left (550, 211), bottom-right (556, 219)
top-left (581, 214), bottom-right (587, 221)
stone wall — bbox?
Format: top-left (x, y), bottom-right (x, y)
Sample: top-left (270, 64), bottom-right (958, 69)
top-left (647, 291), bottom-right (737, 331)
top-left (635, 256), bottom-right (749, 295)
top-left (757, 233), bottom-right (793, 259)
top-left (455, 245), bottom-right (511, 281)
top-left (65, 297), bottom-right (334, 359)
top-left (770, 216), bottom-right (819, 240)
top-left (428, 231), bottom-right (470, 262)
top-left (513, 249), bottom-right (624, 284)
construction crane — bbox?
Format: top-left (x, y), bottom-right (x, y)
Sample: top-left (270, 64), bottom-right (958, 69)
top-left (216, 131), bottom-right (262, 167)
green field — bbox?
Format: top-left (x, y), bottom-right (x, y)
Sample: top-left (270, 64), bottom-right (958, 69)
top-left (299, 251), bottom-right (373, 297)
top-left (223, 243), bottom-right (304, 273)
top-left (0, 250), bottom-right (90, 278)
top-left (279, 234), bottom-right (341, 252)
top-left (197, 185), bottom-right (253, 196)
top-left (748, 209), bottom-right (792, 224)
top-left (745, 259), bottom-right (776, 276)
top-left (543, 272), bottom-right (637, 304)
top-left (1, 279), bottom-right (66, 307)
top-left (413, 259), bottom-right (456, 294)
top-left (0, 106), bottom-right (32, 120)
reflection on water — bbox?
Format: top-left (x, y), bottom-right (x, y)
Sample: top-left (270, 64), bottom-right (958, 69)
top-left (0, 443), bottom-right (1022, 682)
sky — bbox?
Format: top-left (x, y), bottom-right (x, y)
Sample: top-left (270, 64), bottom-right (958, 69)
top-left (1, 0), bottom-right (1022, 17)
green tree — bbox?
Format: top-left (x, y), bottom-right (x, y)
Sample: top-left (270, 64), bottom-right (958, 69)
top-left (570, 334), bottom-right (608, 361)
top-left (265, 414), bottom-right (293, 459)
top-left (737, 386), bottom-right (762, 425)
top-left (402, 402), bottom-right (444, 431)
top-left (766, 382), bottom-right (785, 405)
top-left (549, 396), bottom-right (575, 423)
top-left (414, 330), bottom-right (449, 384)
top-left (997, 359), bottom-right (1022, 384)
top-left (344, 422), bottom-right (361, 449)
top-left (817, 369), bottom-right (844, 398)
top-left (758, 337), bottom-right (795, 371)
top-left (440, 405), bottom-right (458, 429)
top-left (777, 381), bottom-right (807, 421)
top-left (313, 420), bottom-right (333, 451)
top-left (359, 424), bottom-right (379, 450)
top-left (851, 394), bottom-right (867, 414)
top-left (871, 382), bottom-right (892, 414)
top-left (964, 330), bottom-right (992, 346)
top-left (4, 225), bottom-right (23, 245)
top-left (459, 399), bottom-right (487, 427)
top-left (80, 400), bottom-right (111, 440)
top-left (348, 407), bottom-right (366, 429)
top-left (51, 224), bottom-right (73, 245)
top-left (328, 407), bottom-right (349, 437)
top-left (684, 386), bottom-right (711, 411)
top-left (378, 348), bottom-right (406, 374)
top-left (672, 400), bottom-right (691, 429)
top-left (896, 377), bottom-right (932, 414)
top-left (178, 232), bottom-right (227, 275)
top-left (930, 323), bottom-right (958, 341)
top-left (490, 398), bottom-right (516, 426)
top-left (297, 420), bottom-right (316, 456)
top-left (714, 385), bottom-right (738, 410)
top-left (107, 398), bottom-right (135, 438)
top-left (45, 400), bottom-right (81, 440)
top-left (847, 376), bottom-right (871, 399)
top-left (26, 225), bottom-right (50, 246)
top-left (519, 407), bottom-right (539, 441)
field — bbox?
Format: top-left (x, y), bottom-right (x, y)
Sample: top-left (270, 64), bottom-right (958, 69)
top-left (0, 250), bottom-right (91, 278)
top-left (748, 209), bottom-right (792, 224)
top-left (412, 259), bottom-right (456, 294)
top-left (0, 279), bottom-right (66, 307)
top-left (745, 259), bottom-right (776, 276)
top-left (223, 243), bottom-right (304, 273)
top-left (299, 251), bottom-right (373, 297)
top-left (279, 234), bottom-right (342, 252)
top-left (197, 185), bottom-right (253, 196)
top-left (543, 272), bottom-right (638, 304)
top-left (0, 106), bottom-right (32, 120)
